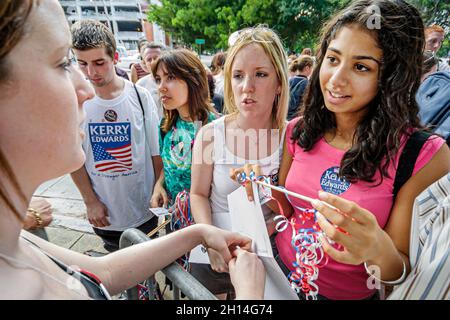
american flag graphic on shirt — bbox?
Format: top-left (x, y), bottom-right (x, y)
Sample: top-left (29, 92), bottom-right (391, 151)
top-left (89, 122), bottom-right (133, 173)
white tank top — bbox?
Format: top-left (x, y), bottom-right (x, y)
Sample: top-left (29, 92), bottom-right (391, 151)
top-left (209, 116), bottom-right (286, 226)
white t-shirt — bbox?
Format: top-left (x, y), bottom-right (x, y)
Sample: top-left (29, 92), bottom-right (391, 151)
top-left (213, 73), bottom-right (224, 96)
top-left (82, 80), bottom-right (160, 231)
top-left (136, 74), bottom-right (163, 119)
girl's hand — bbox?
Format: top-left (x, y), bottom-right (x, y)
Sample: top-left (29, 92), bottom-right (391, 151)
top-left (86, 198), bottom-right (110, 228)
top-left (229, 164), bottom-right (262, 202)
top-left (199, 224), bottom-right (252, 270)
top-left (207, 248), bottom-right (229, 273)
top-left (312, 191), bottom-right (388, 265)
top-left (229, 247), bottom-right (265, 299)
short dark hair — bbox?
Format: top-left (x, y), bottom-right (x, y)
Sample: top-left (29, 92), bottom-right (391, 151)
top-left (138, 37), bottom-right (148, 50)
top-left (145, 42), bottom-right (164, 50)
top-left (71, 20), bottom-right (116, 59)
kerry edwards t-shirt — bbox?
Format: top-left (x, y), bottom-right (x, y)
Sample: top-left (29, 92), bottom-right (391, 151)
top-left (82, 80), bottom-right (160, 231)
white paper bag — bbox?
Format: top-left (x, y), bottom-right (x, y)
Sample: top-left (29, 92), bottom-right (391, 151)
top-left (227, 184), bottom-right (299, 300)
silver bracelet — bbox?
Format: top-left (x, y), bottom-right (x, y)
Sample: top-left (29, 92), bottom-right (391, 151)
top-left (364, 257), bottom-right (407, 285)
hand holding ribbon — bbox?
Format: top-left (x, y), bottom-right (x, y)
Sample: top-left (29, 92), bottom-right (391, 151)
top-left (312, 191), bottom-right (386, 265)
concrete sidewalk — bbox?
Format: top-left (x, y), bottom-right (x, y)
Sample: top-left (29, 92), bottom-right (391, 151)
top-left (33, 175), bottom-right (109, 254)
top-left (33, 175), bottom-right (173, 299)
top-left (34, 175), bottom-right (93, 234)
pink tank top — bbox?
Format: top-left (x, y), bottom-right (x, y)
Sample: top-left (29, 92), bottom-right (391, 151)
top-left (275, 117), bottom-right (445, 300)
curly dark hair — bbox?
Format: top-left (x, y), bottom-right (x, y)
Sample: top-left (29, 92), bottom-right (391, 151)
top-left (292, 0), bottom-right (425, 183)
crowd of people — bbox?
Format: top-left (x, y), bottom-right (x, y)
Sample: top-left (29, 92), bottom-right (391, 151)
top-left (1, 0), bottom-right (449, 300)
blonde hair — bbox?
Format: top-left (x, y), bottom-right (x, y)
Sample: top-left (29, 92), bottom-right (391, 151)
top-left (223, 26), bottom-right (289, 130)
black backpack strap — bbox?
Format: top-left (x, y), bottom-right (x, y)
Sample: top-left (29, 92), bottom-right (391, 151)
top-left (134, 83), bottom-right (151, 154)
top-left (393, 131), bottom-right (431, 198)
top-left (159, 117), bottom-right (166, 141)
top-left (133, 83), bottom-right (145, 119)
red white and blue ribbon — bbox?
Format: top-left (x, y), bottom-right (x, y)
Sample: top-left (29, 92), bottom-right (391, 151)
top-left (169, 190), bottom-right (193, 271)
top-left (236, 171), bottom-right (329, 300)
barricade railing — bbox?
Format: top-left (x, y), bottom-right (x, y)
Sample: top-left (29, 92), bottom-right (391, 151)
top-left (119, 228), bottom-right (217, 300)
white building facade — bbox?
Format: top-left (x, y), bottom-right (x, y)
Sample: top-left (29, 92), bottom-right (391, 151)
top-left (59, 0), bottom-right (169, 50)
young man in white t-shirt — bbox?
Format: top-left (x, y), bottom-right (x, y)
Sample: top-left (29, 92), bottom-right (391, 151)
top-left (70, 20), bottom-right (162, 252)
top-left (136, 42), bottom-right (164, 119)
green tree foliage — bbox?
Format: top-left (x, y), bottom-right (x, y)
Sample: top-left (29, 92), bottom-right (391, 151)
top-left (147, 0), bottom-right (447, 56)
top-left (274, 0), bottom-right (351, 52)
top-left (410, 0), bottom-right (450, 56)
top-left (147, 0), bottom-right (350, 51)
top-left (147, 0), bottom-right (244, 50)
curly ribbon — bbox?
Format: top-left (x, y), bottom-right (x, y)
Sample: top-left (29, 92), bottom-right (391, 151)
top-left (169, 190), bottom-right (194, 271)
top-left (237, 171), bottom-right (329, 300)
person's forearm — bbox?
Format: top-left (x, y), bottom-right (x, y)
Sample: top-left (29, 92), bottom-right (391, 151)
top-left (131, 67), bottom-right (137, 83)
top-left (100, 224), bottom-right (209, 294)
top-left (190, 194), bottom-right (213, 225)
top-left (24, 226), bottom-right (211, 296)
top-left (152, 156), bottom-right (163, 185)
top-left (155, 167), bottom-right (165, 187)
top-left (365, 230), bottom-right (410, 282)
top-left (70, 167), bottom-right (99, 204)
top-left (266, 189), bottom-right (294, 218)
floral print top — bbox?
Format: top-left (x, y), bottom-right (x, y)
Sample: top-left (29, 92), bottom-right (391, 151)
top-left (159, 112), bottom-right (217, 201)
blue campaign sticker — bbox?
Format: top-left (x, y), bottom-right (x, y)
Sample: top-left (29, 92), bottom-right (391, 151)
top-left (89, 122), bottom-right (132, 173)
top-left (320, 166), bottom-right (351, 195)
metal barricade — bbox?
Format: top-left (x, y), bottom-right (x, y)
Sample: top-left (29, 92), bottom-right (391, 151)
top-left (119, 228), bottom-right (217, 300)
